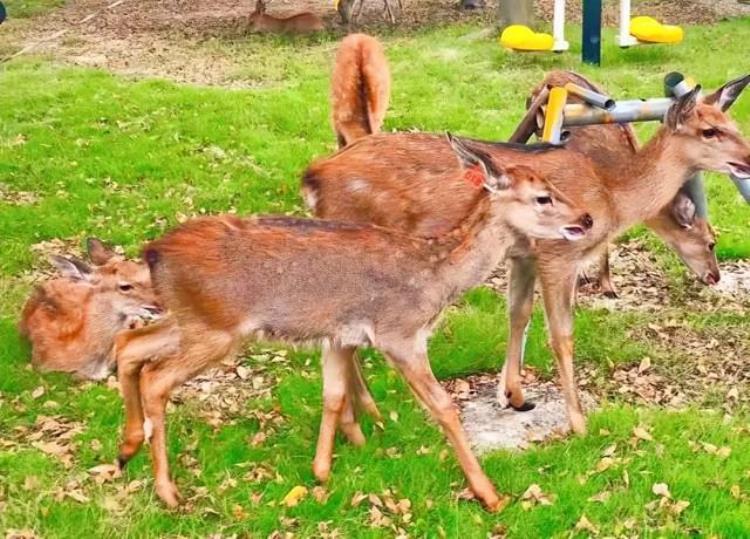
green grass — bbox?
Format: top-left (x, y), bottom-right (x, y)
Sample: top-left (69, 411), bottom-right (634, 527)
top-left (2, 0), bottom-right (65, 19)
top-left (1, 18), bottom-right (750, 538)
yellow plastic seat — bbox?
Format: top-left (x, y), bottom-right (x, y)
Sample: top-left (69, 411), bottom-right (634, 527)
top-left (500, 25), bottom-right (554, 51)
top-left (630, 16), bottom-right (683, 44)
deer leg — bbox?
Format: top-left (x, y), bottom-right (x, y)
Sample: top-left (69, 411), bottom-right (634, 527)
top-left (385, 340), bottom-right (507, 512)
top-left (350, 352), bottom-right (381, 420)
top-left (539, 267), bottom-right (587, 435)
top-left (139, 328), bottom-right (235, 508)
top-left (313, 343), bottom-right (356, 482)
top-left (498, 256), bottom-right (537, 411)
top-left (115, 320), bottom-right (180, 469)
top-left (597, 248), bottom-right (618, 298)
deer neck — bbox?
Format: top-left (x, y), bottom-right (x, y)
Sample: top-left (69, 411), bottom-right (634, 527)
top-left (427, 194), bottom-right (513, 295)
top-left (608, 129), bottom-right (694, 226)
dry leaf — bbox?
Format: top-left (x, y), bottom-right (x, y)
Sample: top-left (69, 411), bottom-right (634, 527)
top-left (595, 457), bottom-right (614, 473)
top-left (652, 483), bottom-right (671, 498)
top-left (638, 357), bottom-right (652, 373)
top-left (588, 491), bottom-right (610, 503)
top-left (521, 484), bottom-right (554, 507)
top-left (282, 485), bottom-right (308, 507)
top-left (23, 476), bottom-right (40, 492)
top-left (88, 463), bottom-right (122, 484)
top-left (66, 489), bottom-right (90, 504)
top-left (717, 446), bottom-right (732, 459)
top-left (31, 387), bottom-right (45, 400)
top-left (602, 444), bottom-right (617, 457)
top-left (730, 485), bottom-right (741, 499)
top-left (351, 491), bottom-right (368, 507)
top-left (633, 426), bottom-right (653, 442)
top-left (575, 514), bottom-right (599, 535)
top-left (672, 500), bottom-right (691, 514)
top-left (389, 411), bottom-right (399, 422)
top-left (312, 486), bottom-right (329, 504)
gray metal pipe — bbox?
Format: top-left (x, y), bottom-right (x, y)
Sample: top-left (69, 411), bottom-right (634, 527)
top-left (564, 82), bottom-right (615, 110)
top-left (561, 98), bottom-right (673, 127)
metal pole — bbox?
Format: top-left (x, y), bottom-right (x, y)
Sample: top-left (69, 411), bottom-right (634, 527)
top-left (664, 72), bottom-right (710, 217)
top-left (564, 82), bottom-right (615, 110)
top-left (552, 0), bottom-right (569, 52)
top-left (582, 0), bottom-right (602, 65)
top-left (562, 98), bottom-right (673, 126)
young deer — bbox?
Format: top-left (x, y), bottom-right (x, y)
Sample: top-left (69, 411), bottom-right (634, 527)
top-left (530, 70), bottom-right (720, 295)
top-left (113, 135), bottom-right (592, 509)
top-left (19, 238), bottom-right (161, 380)
top-left (248, 0), bottom-right (324, 34)
top-left (330, 33), bottom-right (390, 148)
top-left (303, 76), bottom-right (750, 435)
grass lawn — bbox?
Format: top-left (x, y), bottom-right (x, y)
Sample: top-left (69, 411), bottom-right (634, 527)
top-left (1, 16), bottom-right (750, 538)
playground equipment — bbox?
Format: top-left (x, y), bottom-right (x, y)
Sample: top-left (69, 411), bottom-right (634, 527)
top-left (509, 72), bottom-right (750, 206)
top-left (500, 0), bottom-right (684, 65)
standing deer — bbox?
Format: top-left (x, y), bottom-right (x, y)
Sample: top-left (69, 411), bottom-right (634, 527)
top-left (330, 33), bottom-right (390, 148)
top-left (112, 136), bottom-right (592, 509)
top-left (303, 76), bottom-right (750, 435)
top-left (19, 238), bottom-right (161, 380)
top-left (530, 71), bottom-right (720, 296)
top-left (248, 0), bottom-right (324, 34)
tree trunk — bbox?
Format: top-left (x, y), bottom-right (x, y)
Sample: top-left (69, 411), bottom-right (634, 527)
top-left (497, 0), bottom-right (534, 29)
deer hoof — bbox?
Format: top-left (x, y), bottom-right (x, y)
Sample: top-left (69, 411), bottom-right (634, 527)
top-left (485, 493), bottom-right (511, 513)
top-left (155, 480), bottom-right (181, 508)
top-left (509, 400), bottom-right (536, 412)
top-left (602, 290), bottom-right (618, 299)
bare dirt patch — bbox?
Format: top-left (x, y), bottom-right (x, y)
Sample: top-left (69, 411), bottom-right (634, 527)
top-left (446, 373), bottom-right (596, 453)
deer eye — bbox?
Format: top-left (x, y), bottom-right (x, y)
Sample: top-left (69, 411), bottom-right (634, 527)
top-left (701, 128), bottom-right (718, 139)
top-left (708, 242), bottom-right (716, 252)
top-left (535, 195), bottom-right (553, 206)
top-left (118, 283), bottom-right (134, 292)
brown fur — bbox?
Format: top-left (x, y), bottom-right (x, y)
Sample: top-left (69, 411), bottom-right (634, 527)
top-left (330, 34), bottom-right (390, 148)
top-left (248, 0), bottom-right (324, 34)
top-left (532, 71), bottom-right (720, 292)
top-left (303, 76), bottom-right (750, 434)
top-left (19, 239), bottom-right (160, 380)
top-left (112, 144), bottom-right (591, 509)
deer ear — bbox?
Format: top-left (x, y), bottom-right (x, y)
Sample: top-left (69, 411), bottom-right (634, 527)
top-left (703, 74), bottom-right (750, 112)
top-left (446, 133), bottom-right (510, 191)
top-left (86, 237), bottom-right (116, 265)
top-left (670, 191), bottom-right (697, 228)
top-left (665, 85), bottom-right (700, 130)
top-left (50, 255), bottom-right (93, 281)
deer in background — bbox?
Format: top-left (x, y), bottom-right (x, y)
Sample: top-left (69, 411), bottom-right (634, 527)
top-left (112, 136), bottom-right (592, 509)
top-left (19, 238), bottom-right (161, 380)
top-left (529, 70), bottom-right (720, 297)
top-left (304, 61), bottom-right (750, 435)
top-left (248, 0), bottom-right (324, 34)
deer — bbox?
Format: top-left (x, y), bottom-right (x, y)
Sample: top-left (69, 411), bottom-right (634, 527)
top-left (19, 238), bottom-right (161, 380)
top-left (529, 71), bottom-right (720, 296)
top-left (248, 0), bottom-right (324, 34)
top-left (111, 135), bottom-right (593, 510)
top-left (330, 33), bottom-right (390, 148)
top-left (302, 75), bottom-right (750, 435)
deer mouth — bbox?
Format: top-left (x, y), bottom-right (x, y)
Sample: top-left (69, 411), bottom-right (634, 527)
top-left (702, 271), bottom-right (720, 286)
top-left (560, 225), bottom-right (587, 241)
top-left (728, 162), bottom-right (750, 179)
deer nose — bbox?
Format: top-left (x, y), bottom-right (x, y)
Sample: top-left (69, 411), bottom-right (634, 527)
top-left (580, 213), bottom-right (594, 230)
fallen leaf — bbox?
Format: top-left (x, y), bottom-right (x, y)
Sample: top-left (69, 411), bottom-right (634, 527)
top-left (389, 411), bottom-right (399, 422)
top-left (717, 446), bottom-right (732, 459)
top-left (282, 485), bottom-right (307, 507)
top-left (88, 463), bottom-right (122, 484)
top-left (601, 443), bottom-right (617, 457)
top-left (730, 485), bottom-right (741, 499)
top-left (351, 491), bottom-right (368, 507)
top-left (575, 514), bottom-right (599, 535)
top-left (672, 500), bottom-right (690, 514)
top-left (65, 489), bottom-right (90, 504)
top-left (588, 491), bottom-right (610, 503)
top-left (31, 387), bottom-right (45, 400)
top-left (652, 483), bottom-right (671, 498)
top-left (312, 486), bottom-right (329, 504)
top-left (521, 484), bottom-right (554, 507)
top-left (638, 357), bottom-right (652, 373)
top-left (595, 457), bottom-right (614, 473)
top-left (633, 426), bottom-right (653, 442)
